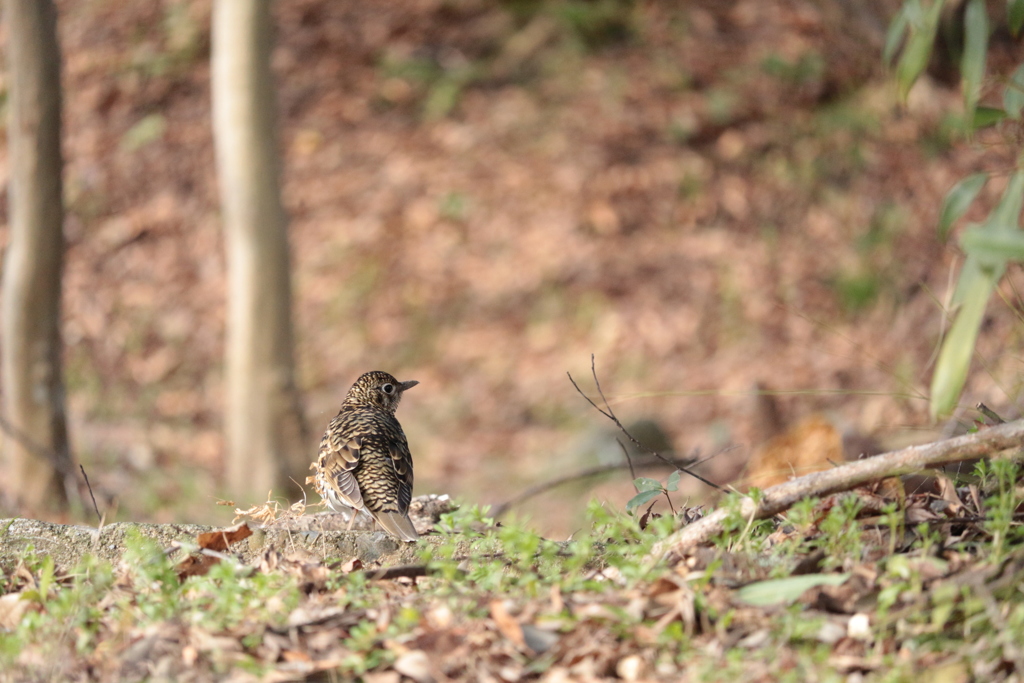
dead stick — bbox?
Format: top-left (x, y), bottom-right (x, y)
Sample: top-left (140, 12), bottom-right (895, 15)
top-left (492, 456), bottom-right (696, 519)
top-left (647, 418), bottom-right (1024, 564)
top-left (363, 564), bottom-right (437, 581)
top-left (568, 355), bottom-right (723, 492)
top-left (79, 465), bottom-right (102, 524)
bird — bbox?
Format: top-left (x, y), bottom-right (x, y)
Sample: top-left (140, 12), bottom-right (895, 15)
top-left (310, 371), bottom-right (420, 542)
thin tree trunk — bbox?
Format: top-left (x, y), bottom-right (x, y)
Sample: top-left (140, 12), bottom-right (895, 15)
top-left (1, 0), bottom-right (73, 513)
top-left (212, 0), bottom-right (307, 499)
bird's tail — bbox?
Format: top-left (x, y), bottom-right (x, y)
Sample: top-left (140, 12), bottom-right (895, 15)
top-left (374, 511), bottom-right (419, 542)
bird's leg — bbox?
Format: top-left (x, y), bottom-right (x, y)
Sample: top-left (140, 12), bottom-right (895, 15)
top-left (346, 509), bottom-right (357, 531)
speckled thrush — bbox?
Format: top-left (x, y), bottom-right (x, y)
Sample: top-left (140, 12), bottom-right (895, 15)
top-left (310, 371), bottom-right (419, 542)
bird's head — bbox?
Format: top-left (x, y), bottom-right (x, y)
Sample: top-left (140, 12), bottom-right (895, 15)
top-left (344, 371), bottom-right (418, 413)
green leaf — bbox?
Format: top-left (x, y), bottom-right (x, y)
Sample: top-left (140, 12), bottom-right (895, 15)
top-left (735, 574), bottom-right (851, 607)
top-left (972, 106), bottom-right (1008, 128)
top-left (930, 265), bottom-right (998, 419)
top-left (626, 489), bottom-right (663, 512)
top-left (666, 470), bottom-right (681, 492)
top-left (951, 254), bottom-right (993, 305)
top-left (961, 229), bottom-right (1024, 262)
top-left (884, 5), bottom-right (910, 66)
top-left (987, 170), bottom-right (1024, 229)
top-left (961, 0), bottom-right (989, 122)
top-left (38, 555), bottom-right (55, 602)
top-left (121, 113), bottom-right (167, 151)
top-left (633, 477), bottom-right (664, 492)
top-left (1003, 63), bottom-right (1024, 119)
top-left (1009, 0), bottom-right (1024, 36)
top-left (938, 173), bottom-right (987, 240)
top-left (895, 0), bottom-right (945, 101)
top-left (934, 171), bottom-right (1022, 418)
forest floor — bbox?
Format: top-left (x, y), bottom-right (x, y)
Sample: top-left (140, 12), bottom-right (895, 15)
top-left (0, 0), bottom-right (1019, 534)
top-left (2, 1), bottom-right (1024, 679)
top-left (3, 448), bottom-right (1024, 681)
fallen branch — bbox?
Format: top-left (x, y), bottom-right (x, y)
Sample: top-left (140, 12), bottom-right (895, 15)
top-left (647, 418), bottom-right (1024, 565)
top-left (362, 564), bottom-right (441, 581)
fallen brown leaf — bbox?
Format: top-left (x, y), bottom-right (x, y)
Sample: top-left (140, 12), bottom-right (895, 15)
top-left (489, 599), bottom-right (526, 649)
top-left (175, 522), bottom-right (253, 580)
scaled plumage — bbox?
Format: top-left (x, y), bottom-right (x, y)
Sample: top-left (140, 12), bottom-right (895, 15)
top-left (310, 371), bottom-right (419, 542)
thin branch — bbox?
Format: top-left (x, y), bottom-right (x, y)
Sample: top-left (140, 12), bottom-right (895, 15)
top-left (362, 564), bottom-right (436, 581)
top-left (568, 355), bottom-right (723, 492)
top-left (646, 418), bottom-right (1024, 566)
top-left (492, 456), bottom-right (697, 519)
top-left (976, 402), bottom-right (1006, 425)
top-left (79, 465), bottom-right (102, 524)
top-left (617, 439), bottom-right (638, 488)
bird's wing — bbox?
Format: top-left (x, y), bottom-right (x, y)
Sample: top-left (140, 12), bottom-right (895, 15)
top-left (319, 429), bottom-right (364, 510)
top-left (388, 437), bottom-right (414, 515)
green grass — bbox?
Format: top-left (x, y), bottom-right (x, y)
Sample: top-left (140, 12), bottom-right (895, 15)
top-left (3, 459), bottom-right (1024, 679)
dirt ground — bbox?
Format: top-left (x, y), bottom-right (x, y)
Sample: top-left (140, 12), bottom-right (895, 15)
top-left (2, 0), bottom-right (1022, 535)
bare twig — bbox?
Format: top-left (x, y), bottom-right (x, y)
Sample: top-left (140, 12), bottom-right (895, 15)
top-left (79, 465), bottom-right (102, 524)
top-left (618, 439), bottom-right (638, 488)
top-left (362, 564), bottom-right (436, 581)
top-left (568, 355), bottom-right (723, 492)
top-left (647, 418), bottom-right (1024, 565)
top-left (492, 455), bottom-right (698, 519)
top-left (976, 402), bottom-right (1006, 425)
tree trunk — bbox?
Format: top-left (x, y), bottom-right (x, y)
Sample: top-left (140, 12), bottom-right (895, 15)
top-left (212, 0), bottom-right (307, 500)
top-left (1, 0), bottom-right (73, 514)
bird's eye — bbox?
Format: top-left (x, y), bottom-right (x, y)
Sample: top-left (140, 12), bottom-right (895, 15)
top-left (382, 383), bottom-right (395, 395)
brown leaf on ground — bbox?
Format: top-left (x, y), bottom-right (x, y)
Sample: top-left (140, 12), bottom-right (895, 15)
top-left (196, 522), bottom-right (253, 553)
top-left (489, 599), bottom-right (526, 649)
top-left (175, 522), bottom-right (253, 579)
top-left (743, 415), bottom-right (844, 490)
top-left (0, 593), bottom-right (33, 630)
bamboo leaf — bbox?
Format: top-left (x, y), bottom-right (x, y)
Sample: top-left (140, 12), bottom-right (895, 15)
top-left (1009, 0), bottom-right (1024, 36)
top-left (884, 5), bottom-right (910, 66)
top-left (961, 229), bottom-right (1024, 262)
top-left (930, 268), bottom-right (997, 419)
top-left (1003, 63), bottom-right (1024, 119)
top-left (986, 170), bottom-right (1024, 229)
top-left (736, 574), bottom-right (851, 606)
top-left (895, 0), bottom-right (945, 100)
top-left (973, 106), bottom-right (1007, 128)
top-left (938, 173), bottom-right (987, 240)
top-left (962, 0), bottom-right (989, 123)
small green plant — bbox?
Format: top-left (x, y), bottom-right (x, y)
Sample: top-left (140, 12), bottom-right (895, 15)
top-left (554, 0), bottom-right (636, 50)
top-left (121, 113), bottom-right (167, 152)
top-left (761, 51), bottom-right (825, 86)
top-left (976, 458), bottom-right (1024, 561)
top-left (817, 494), bottom-right (864, 566)
top-left (376, 54), bottom-right (483, 120)
top-left (626, 471), bottom-right (680, 514)
top-left (438, 192), bottom-right (469, 222)
top-left (831, 270), bottom-right (880, 313)
top-left (881, 501), bottom-right (904, 557)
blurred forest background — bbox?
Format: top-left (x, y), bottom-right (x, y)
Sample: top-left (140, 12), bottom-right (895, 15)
top-left (1, 0), bottom-right (1022, 537)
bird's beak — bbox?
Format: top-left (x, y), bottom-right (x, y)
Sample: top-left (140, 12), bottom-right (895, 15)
top-left (399, 380), bottom-right (419, 391)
